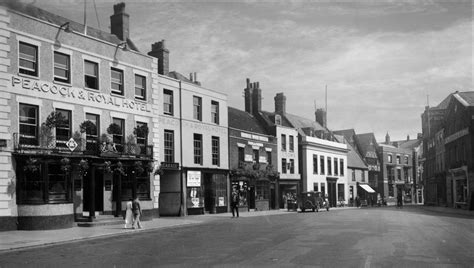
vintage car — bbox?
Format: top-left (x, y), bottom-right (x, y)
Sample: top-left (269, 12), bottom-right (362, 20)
top-left (298, 191), bottom-right (329, 212)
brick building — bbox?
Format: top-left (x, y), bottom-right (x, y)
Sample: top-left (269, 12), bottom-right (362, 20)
top-left (0, 2), bottom-right (159, 230)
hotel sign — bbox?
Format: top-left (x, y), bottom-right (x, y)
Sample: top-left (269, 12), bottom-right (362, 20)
top-left (241, 132), bottom-right (268, 142)
top-left (445, 128), bottom-right (469, 144)
top-left (12, 76), bottom-right (151, 112)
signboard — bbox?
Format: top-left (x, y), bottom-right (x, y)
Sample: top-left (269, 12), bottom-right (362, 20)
top-left (66, 138), bottom-right (77, 151)
top-left (160, 162), bottom-right (180, 170)
top-left (244, 154), bottom-right (253, 162)
top-left (218, 197), bottom-right (225, 206)
top-left (187, 171), bottom-right (201, 187)
top-left (259, 156), bottom-right (267, 163)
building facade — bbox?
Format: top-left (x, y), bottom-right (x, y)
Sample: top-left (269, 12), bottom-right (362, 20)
top-left (1, 2), bottom-right (159, 230)
top-left (150, 42), bottom-right (229, 216)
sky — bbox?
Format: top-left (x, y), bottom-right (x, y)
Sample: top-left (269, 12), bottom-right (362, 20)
top-left (23, 0), bottom-right (473, 142)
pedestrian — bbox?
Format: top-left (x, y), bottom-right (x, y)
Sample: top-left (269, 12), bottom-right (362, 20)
top-left (231, 187), bottom-right (240, 218)
top-left (132, 197), bottom-right (142, 229)
top-left (124, 198), bottom-right (133, 229)
top-left (397, 191), bottom-right (403, 209)
top-left (355, 195), bottom-right (360, 208)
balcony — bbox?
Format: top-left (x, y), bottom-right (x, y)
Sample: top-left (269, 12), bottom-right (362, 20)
top-left (13, 133), bottom-right (153, 158)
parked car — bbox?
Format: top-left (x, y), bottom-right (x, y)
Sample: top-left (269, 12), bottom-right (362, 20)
top-left (298, 191), bottom-right (328, 212)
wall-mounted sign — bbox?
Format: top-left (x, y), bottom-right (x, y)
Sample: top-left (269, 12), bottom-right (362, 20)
top-left (244, 154), bottom-right (253, 162)
top-left (187, 171), bottom-right (201, 187)
top-left (161, 162), bottom-right (180, 170)
top-left (66, 138), bottom-right (77, 152)
top-left (259, 156), bottom-right (267, 163)
top-left (241, 132), bottom-right (268, 142)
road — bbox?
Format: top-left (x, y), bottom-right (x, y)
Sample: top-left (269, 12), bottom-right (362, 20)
top-left (1, 207), bottom-right (473, 267)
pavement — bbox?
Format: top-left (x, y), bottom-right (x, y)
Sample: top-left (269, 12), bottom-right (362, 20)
top-left (0, 204), bottom-right (471, 253)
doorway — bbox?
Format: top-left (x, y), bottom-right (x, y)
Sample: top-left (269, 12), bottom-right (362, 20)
top-left (203, 174), bottom-right (216, 213)
top-left (83, 168), bottom-right (104, 213)
top-left (327, 178), bottom-right (337, 207)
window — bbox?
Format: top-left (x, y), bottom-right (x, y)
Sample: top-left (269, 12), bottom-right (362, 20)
top-left (334, 158), bottom-right (338, 175)
top-left (212, 136), bottom-right (220, 166)
top-left (112, 118), bottom-right (124, 152)
top-left (388, 167), bottom-right (395, 183)
top-left (388, 154), bottom-right (392, 163)
top-left (321, 183), bottom-right (325, 195)
top-left (361, 171), bottom-right (365, 182)
top-left (397, 168), bottom-right (402, 181)
top-left (289, 159), bottom-right (294, 174)
top-left (404, 168), bottom-right (409, 183)
top-left (313, 154), bottom-right (318, 174)
top-left (238, 147), bottom-right (245, 163)
top-left (163, 89), bottom-right (173, 115)
top-left (84, 60), bottom-right (98, 89)
top-left (253, 149), bottom-right (259, 163)
top-left (193, 133), bottom-right (202, 164)
top-left (327, 157), bottom-right (332, 175)
top-left (289, 135), bottom-right (294, 152)
top-left (282, 158), bottom-right (287, 173)
top-left (337, 184), bottom-right (345, 201)
top-left (281, 134), bottom-right (286, 151)
top-left (193, 96), bottom-right (202, 121)
top-left (19, 42), bottom-right (38, 76)
top-left (54, 52), bottom-right (70, 83)
top-left (404, 156), bottom-right (409, 165)
top-left (256, 180), bottom-right (269, 200)
top-left (340, 159), bottom-right (344, 176)
top-left (19, 103), bottom-right (38, 145)
top-left (135, 74), bottom-right (146, 100)
top-left (396, 155), bottom-right (401, 165)
top-left (211, 101), bottom-right (219, 124)
top-left (111, 68), bottom-right (124, 95)
top-left (320, 155), bottom-right (325, 174)
top-left (164, 130), bottom-right (174, 163)
top-left (313, 183), bottom-right (319, 192)
top-left (48, 164), bottom-right (69, 202)
top-left (55, 109), bottom-right (71, 148)
top-left (136, 122), bottom-right (148, 155)
top-left (84, 113), bottom-right (99, 152)
top-left (352, 170), bottom-right (356, 181)
top-left (266, 151), bottom-right (272, 165)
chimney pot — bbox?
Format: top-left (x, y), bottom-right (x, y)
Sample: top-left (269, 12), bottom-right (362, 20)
top-left (148, 40), bottom-right (170, 76)
top-left (189, 73), bottom-right (193, 81)
top-left (110, 2), bottom-right (129, 41)
top-left (194, 72), bottom-right (197, 82)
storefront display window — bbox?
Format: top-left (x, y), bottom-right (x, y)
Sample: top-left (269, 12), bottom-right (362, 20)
top-left (455, 179), bottom-right (468, 203)
top-left (232, 181), bottom-right (248, 207)
top-left (256, 180), bottom-right (269, 200)
top-left (187, 186), bottom-right (204, 208)
top-left (214, 174), bottom-right (227, 207)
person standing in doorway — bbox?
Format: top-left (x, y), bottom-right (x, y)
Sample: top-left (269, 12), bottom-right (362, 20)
top-left (124, 198), bottom-right (133, 229)
top-left (231, 187), bottom-right (240, 218)
top-left (132, 197), bottom-right (142, 229)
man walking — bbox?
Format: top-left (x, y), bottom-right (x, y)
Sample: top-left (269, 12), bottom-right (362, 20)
top-left (231, 187), bottom-right (240, 218)
top-left (132, 197), bottom-right (142, 229)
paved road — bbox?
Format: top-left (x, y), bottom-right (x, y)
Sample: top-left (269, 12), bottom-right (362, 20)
top-left (0, 207), bottom-right (473, 267)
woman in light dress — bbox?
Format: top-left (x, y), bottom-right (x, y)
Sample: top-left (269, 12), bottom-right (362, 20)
top-left (124, 198), bottom-right (133, 229)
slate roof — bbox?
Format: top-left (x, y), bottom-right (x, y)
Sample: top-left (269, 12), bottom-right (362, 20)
top-left (284, 113), bottom-right (326, 136)
top-left (355, 133), bottom-right (378, 158)
top-left (260, 111), bottom-right (294, 128)
top-left (335, 136), bottom-right (367, 170)
top-left (455, 91), bottom-right (474, 106)
top-left (7, 2), bottom-right (139, 51)
top-left (228, 107), bottom-right (268, 135)
top-left (396, 139), bottom-right (422, 150)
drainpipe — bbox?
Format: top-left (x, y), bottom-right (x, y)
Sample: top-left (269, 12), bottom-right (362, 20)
top-left (179, 80), bottom-right (186, 216)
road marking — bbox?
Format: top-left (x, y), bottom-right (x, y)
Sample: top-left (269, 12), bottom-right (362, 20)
top-left (364, 255), bottom-right (373, 268)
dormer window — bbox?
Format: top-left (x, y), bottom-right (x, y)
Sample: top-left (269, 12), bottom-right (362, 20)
top-left (275, 114), bottom-right (282, 125)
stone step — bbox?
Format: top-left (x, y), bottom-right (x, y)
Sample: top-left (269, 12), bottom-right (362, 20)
top-left (77, 215), bottom-right (124, 227)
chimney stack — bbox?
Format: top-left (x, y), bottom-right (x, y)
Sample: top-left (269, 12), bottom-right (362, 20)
top-left (407, 135), bottom-right (410, 141)
top-left (110, 3), bottom-right (129, 41)
top-left (244, 78), bottom-right (262, 115)
top-left (148, 40), bottom-right (169, 76)
top-left (274, 93), bottom-right (286, 116)
top-left (315, 108), bottom-right (327, 128)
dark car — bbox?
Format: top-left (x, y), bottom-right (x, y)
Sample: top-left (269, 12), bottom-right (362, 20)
top-left (299, 191), bottom-right (325, 212)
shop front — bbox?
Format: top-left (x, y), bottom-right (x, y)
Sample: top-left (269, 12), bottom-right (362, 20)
top-left (357, 182), bottom-right (376, 207)
top-left (279, 181), bottom-right (298, 209)
top-left (448, 166), bottom-right (471, 209)
top-left (185, 169), bottom-right (228, 215)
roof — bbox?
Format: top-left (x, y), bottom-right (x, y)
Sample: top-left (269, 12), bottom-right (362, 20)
top-left (355, 133), bottom-right (378, 158)
top-left (455, 91), bottom-right (474, 107)
top-left (228, 107), bottom-right (268, 135)
top-left (285, 113), bottom-right (326, 136)
top-left (395, 139), bottom-right (422, 150)
top-left (7, 2), bottom-right (139, 51)
top-left (168, 71), bottom-right (193, 83)
top-left (260, 111), bottom-right (293, 128)
top-left (335, 136), bottom-right (367, 169)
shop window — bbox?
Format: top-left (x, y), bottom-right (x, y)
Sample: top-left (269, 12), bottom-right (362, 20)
top-left (311, 154), bottom-right (317, 174)
top-left (112, 118), bottom-right (124, 152)
top-left (193, 133), bottom-right (202, 164)
top-left (84, 60), bottom-right (98, 90)
top-left (211, 101), bottom-right (219, 124)
top-left (187, 186), bottom-right (203, 208)
top-left (289, 159), bottom-right (294, 174)
top-left (163, 89), bottom-right (173, 115)
top-left (55, 109), bottom-right (71, 148)
top-left (214, 174), bottom-right (227, 207)
top-left (281, 134), bottom-right (286, 151)
top-left (388, 183), bottom-right (394, 197)
top-left (337, 184), bottom-right (345, 201)
top-left (134, 74), bottom-right (146, 100)
top-left (47, 164), bottom-right (68, 202)
top-left (282, 158), bottom-right (287, 173)
top-left (256, 180), bottom-right (269, 200)
top-left (193, 96), bottom-right (202, 121)
top-left (19, 42), bottom-right (38, 76)
top-left (320, 155), bottom-right (325, 174)
top-left (164, 130), bottom-right (174, 163)
top-left (289, 135), bottom-right (294, 152)
top-left (111, 68), bottom-right (124, 95)
top-left (19, 103), bottom-right (39, 146)
top-left (136, 173), bottom-right (150, 200)
top-left (54, 51), bottom-right (70, 83)
top-left (84, 113), bottom-right (99, 152)
top-left (121, 166), bottom-right (133, 200)
top-left (327, 157), bottom-right (332, 175)
top-left (212, 136), bottom-right (220, 166)
top-left (455, 178), bottom-right (468, 203)
top-left (334, 158), bottom-right (338, 175)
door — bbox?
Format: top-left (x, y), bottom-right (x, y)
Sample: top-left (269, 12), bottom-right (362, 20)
top-left (327, 180), bottom-right (337, 207)
top-left (83, 167), bottom-right (104, 213)
top-left (204, 174), bottom-right (215, 213)
top-left (249, 186), bottom-right (255, 209)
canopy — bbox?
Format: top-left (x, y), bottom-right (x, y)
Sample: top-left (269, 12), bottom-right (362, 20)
top-left (359, 184), bottom-right (376, 193)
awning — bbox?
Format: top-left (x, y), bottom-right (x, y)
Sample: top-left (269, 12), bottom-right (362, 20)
top-left (359, 184), bottom-right (375, 193)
